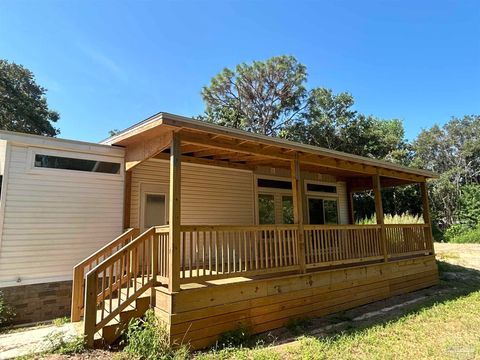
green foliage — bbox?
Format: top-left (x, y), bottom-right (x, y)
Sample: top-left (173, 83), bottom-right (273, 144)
top-left (0, 59), bottom-right (59, 136)
top-left (356, 213), bottom-right (424, 225)
top-left (123, 309), bottom-right (188, 360)
top-left (215, 326), bottom-right (250, 349)
top-left (412, 115), bottom-right (480, 229)
top-left (52, 316), bottom-right (70, 326)
top-left (43, 330), bottom-right (85, 355)
top-left (448, 226), bottom-right (480, 244)
top-left (456, 185), bottom-right (480, 228)
top-left (0, 291), bottom-right (15, 327)
top-left (285, 88), bottom-right (408, 160)
top-left (201, 55), bottom-right (307, 136)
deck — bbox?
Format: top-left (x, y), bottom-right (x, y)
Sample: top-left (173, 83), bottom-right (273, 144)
top-left (71, 223), bottom-right (436, 348)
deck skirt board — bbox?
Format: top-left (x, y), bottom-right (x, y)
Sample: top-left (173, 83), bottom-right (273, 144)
top-left (153, 256), bottom-right (438, 349)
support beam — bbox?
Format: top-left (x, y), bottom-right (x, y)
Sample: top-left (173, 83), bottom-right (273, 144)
top-left (125, 132), bottom-right (173, 171)
top-left (373, 174), bottom-right (388, 262)
top-left (347, 186), bottom-right (355, 224)
top-left (291, 154), bottom-right (306, 273)
top-left (123, 171), bottom-right (132, 229)
top-left (168, 132), bottom-right (181, 292)
top-left (420, 182), bottom-right (435, 254)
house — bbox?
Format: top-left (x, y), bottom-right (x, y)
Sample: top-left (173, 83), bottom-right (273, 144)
top-left (0, 112), bottom-right (438, 348)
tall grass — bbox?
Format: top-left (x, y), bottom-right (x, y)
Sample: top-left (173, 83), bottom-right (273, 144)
top-left (356, 213), bottom-right (424, 225)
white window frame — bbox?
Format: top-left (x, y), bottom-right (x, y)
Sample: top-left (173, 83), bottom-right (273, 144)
top-left (26, 147), bottom-right (124, 180)
top-left (254, 174), bottom-right (294, 225)
top-left (305, 180), bottom-right (339, 225)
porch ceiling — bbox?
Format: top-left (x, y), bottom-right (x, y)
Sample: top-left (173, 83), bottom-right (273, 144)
top-left (104, 112), bottom-right (437, 189)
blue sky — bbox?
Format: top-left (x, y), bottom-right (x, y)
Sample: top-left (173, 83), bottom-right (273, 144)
top-left (0, 0), bottom-right (478, 142)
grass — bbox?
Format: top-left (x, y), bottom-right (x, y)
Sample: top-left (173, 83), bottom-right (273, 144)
top-left (194, 260), bottom-right (480, 360)
top-left (356, 213), bottom-right (424, 225)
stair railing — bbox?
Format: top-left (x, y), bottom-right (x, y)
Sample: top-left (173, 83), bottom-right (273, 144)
top-left (83, 227), bottom-right (170, 347)
top-left (71, 228), bottom-right (139, 322)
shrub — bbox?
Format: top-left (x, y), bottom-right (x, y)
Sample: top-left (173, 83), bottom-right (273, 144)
top-left (357, 213), bottom-right (424, 225)
top-left (0, 291), bottom-right (15, 327)
top-left (444, 224), bottom-right (470, 242)
top-left (123, 309), bottom-right (188, 360)
top-left (43, 330), bottom-right (85, 355)
top-left (456, 184), bottom-right (480, 228)
top-left (449, 226), bottom-right (480, 244)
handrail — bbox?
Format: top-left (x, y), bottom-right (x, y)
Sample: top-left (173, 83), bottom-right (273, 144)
top-left (71, 228), bottom-right (139, 322)
top-left (83, 227), bottom-right (160, 347)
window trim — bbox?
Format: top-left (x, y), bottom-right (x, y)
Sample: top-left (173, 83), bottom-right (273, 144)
top-left (304, 180), bottom-right (338, 198)
top-left (139, 182), bottom-right (169, 230)
top-left (306, 195), bottom-right (340, 225)
top-left (255, 174), bottom-right (293, 224)
top-left (26, 147), bottom-right (124, 179)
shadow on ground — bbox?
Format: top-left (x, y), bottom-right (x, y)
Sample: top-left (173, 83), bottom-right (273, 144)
top-left (208, 260), bottom-right (480, 351)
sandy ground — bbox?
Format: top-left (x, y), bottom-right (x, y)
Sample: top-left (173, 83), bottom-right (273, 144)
top-left (1, 242), bottom-right (479, 359)
top-left (434, 242), bottom-right (480, 270)
top-left (0, 323), bottom-right (81, 359)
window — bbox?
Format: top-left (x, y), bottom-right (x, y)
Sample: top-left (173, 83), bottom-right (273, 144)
top-left (308, 198), bottom-right (338, 224)
top-left (258, 194), bottom-right (275, 224)
top-left (0, 175), bottom-right (2, 199)
top-left (257, 178), bottom-right (292, 190)
top-left (34, 154), bottom-right (121, 174)
top-left (306, 183), bottom-right (336, 193)
top-left (282, 196), bottom-right (294, 224)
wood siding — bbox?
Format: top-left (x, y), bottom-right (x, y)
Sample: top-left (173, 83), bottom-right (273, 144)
top-left (156, 256), bottom-right (438, 350)
top-left (130, 159), bottom-right (255, 227)
top-left (0, 144), bottom-right (125, 286)
top-left (130, 159), bottom-right (350, 228)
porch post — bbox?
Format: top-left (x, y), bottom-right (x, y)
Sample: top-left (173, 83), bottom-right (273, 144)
top-left (346, 185), bottom-right (355, 224)
top-left (420, 181), bottom-right (435, 254)
top-left (291, 153), bottom-right (306, 273)
top-left (372, 174), bottom-right (388, 262)
top-left (168, 131), bottom-right (181, 292)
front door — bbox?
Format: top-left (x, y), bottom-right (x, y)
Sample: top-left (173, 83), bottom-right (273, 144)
top-left (140, 184), bottom-right (168, 230)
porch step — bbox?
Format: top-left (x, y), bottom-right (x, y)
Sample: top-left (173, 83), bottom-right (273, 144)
top-left (94, 295), bottom-right (151, 347)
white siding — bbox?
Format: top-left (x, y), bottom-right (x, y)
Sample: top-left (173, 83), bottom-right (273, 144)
top-left (130, 159), bottom-right (255, 227)
top-left (0, 144), bottom-right (125, 286)
top-left (337, 181), bottom-right (349, 224)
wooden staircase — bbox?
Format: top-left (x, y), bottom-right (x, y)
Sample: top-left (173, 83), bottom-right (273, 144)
top-left (71, 227), bottom-right (170, 347)
top-left (96, 292), bottom-right (151, 346)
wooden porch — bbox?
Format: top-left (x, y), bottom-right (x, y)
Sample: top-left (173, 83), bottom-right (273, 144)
top-left (72, 114), bottom-right (438, 348)
top-left (72, 222), bottom-right (435, 348)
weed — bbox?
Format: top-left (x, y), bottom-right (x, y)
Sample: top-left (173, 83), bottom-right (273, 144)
top-left (52, 316), bottom-right (70, 326)
top-left (123, 309), bottom-right (188, 360)
top-left (0, 291), bottom-right (15, 328)
top-left (43, 330), bottom-right (85, 355)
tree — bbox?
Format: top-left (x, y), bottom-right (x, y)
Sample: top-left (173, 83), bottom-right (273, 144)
top-left (412, 115), bottom-right (480, 228)
top-left (0, 59), bottom-right (59, 136)
top-left (282, 88), bottom-right (409, 160)
top-left (201, 56), bottom-right (307, 136)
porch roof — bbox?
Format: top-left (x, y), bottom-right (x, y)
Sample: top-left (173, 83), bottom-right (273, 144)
top-left (102, 112), bottom-right (437, 190)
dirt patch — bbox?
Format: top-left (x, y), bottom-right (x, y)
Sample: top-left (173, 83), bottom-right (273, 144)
top-left (434, 242), bottom-right (480, 270)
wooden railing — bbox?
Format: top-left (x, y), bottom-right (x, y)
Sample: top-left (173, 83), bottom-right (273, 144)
top-left (304, 225), bottom-right (384, 268)
top-left (178, 225), bottom-right (300, 282)
top-left (78, 222), bottom-right (434, 346)
top-left (71, 228), bottom-right (139, 322)
top-left (83, 227), bottom-right (169, 347)
top-left (385, 224), bottom-right (431, 258)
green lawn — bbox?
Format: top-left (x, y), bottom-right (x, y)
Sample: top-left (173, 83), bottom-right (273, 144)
top-left (195, 261), bottom-right (480, 360)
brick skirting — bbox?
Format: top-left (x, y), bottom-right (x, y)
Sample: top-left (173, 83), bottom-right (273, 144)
top-left (1, 280), bottom-right (72, 324)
